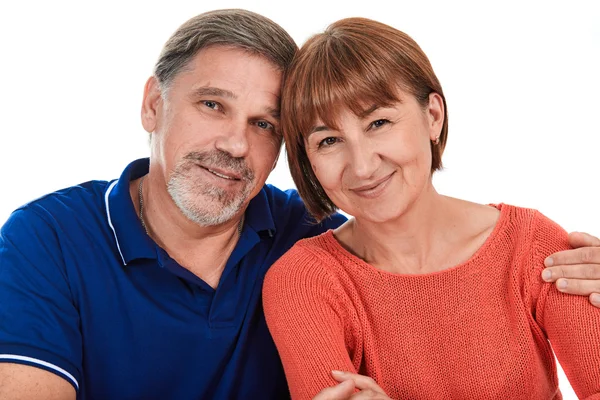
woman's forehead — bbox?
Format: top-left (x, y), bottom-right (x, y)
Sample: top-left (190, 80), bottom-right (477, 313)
top-left (309, 96), bottom-right (408, 126)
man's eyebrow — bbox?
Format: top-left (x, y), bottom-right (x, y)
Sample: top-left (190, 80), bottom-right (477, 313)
top-left (192, 86), bottom-right (237, 99)
top-left (265, 106), bottom-right (280, 120)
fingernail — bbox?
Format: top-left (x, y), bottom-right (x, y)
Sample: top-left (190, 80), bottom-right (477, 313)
top-left (591, 293), bottom-right (600, 306)
top-left (544, 257), bottom-right (553, 267)
top-left (331, 370), bottom-right (344, 376)
top-left (557, 279), bottom-right (568, 290)
top-left (542, 270), bottom-right (552, 282)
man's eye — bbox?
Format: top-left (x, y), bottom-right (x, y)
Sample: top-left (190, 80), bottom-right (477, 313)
top-left (318, 137), bottom-right (338, 148)
top-left (202, 100), bottom-right (220, 110)
top-left (256, 121), bottom-right (274, 130)
top-left (370, 119), bottom-right (389, 129)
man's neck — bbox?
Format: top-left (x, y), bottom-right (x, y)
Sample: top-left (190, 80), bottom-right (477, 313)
top-left (130, 174), bottom-right (244, 289)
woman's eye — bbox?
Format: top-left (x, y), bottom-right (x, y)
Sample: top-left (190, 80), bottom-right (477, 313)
top-left (370, 119), bottom-right (389, 129)
top-left (318, 137), bottom-right (338, 148)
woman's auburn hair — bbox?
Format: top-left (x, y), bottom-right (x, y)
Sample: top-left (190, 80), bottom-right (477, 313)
top-left (281, 17), bottom-right (448, 221)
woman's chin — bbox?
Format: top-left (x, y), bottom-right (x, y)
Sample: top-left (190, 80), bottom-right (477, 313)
top-left (351, 204), bottom-right (410, 225)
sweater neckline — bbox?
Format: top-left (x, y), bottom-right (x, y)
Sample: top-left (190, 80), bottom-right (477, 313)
top-left (319, 203), bottom-right (512, 278)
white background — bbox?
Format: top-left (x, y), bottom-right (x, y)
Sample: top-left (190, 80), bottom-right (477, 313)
top-left (1, 0), bottom-right (598, 397)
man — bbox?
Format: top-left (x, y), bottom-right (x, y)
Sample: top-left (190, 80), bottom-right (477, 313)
top-left (0, 9), bottom-right (598, 400)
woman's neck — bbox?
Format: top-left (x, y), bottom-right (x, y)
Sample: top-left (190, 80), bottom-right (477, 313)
top-left (335, 190), bottom-right (499, 275)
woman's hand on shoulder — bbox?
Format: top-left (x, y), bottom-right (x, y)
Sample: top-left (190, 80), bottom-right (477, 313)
top-left (312, 371), bottom-right (392, 400)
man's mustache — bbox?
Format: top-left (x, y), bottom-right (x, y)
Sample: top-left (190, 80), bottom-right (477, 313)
top-left (183, 151), bottom-right (255, 181)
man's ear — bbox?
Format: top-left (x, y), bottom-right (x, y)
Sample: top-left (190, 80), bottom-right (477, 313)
top-left (141, 76), bottom-right (162, 133)
top-left (427, 92), bottom-right (445, 141)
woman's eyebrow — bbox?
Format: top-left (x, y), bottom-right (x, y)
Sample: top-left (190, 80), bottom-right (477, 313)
top-left (308, 125), bottom-right (330, 136)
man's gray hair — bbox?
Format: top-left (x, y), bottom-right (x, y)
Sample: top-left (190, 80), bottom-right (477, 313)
top-left (154, 9), bottom-right (298, 89)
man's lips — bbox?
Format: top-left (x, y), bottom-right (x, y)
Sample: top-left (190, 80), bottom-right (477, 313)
top-left (199, 165), bottom-right (242, 181)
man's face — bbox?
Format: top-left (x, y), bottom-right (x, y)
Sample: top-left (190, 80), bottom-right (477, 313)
top-left (143, 46), bottom-right (283, 226)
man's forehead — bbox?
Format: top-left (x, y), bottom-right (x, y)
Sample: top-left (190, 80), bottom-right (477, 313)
top-left (187, 46), bottom-right (281, 78)
top-left (188, 51), bottom-right (280, 82)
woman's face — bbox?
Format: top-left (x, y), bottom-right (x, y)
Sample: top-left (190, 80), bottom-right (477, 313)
top-left (304, 90), bottom-right (444, 223)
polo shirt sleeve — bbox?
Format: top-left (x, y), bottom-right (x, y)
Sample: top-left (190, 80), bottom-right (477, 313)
top-left (0, 207), bottom-right (82, 392)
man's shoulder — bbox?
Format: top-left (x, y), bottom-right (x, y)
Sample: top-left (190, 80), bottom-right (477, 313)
top-left (261, 185), bottom-right (311, 231)
top-left (3, 180), bottom-right (112, 235)
top-left (261, 184), bottom-right (346, 239)
top-left (262, 184), bottom-right (303, 210)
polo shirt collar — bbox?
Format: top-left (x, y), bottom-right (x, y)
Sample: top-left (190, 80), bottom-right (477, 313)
top-left (106, 158), bottom-right (155, 265)
top-left (105, 158), bottom-right (277, 266)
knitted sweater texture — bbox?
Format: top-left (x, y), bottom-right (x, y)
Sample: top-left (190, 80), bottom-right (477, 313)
top-left (263, 204), bottom-right (600, 399)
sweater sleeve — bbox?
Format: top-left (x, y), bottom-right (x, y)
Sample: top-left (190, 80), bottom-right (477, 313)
top-left (263, 243), bottom-right (359, 400)
top-left (531, 211), bottom-right (600, 399)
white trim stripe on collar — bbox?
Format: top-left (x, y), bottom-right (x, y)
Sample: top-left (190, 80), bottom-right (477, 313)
top-left (104, 180), bottom-right (127, 265)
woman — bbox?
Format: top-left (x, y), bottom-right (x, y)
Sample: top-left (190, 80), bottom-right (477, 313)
top-left (262, 17), bottom-right (600, 399)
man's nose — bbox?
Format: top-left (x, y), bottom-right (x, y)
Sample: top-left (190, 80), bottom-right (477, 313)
top-left (215, 119), bottom-right (250, 159)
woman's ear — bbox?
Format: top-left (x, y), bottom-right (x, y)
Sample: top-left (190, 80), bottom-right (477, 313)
top-left (427, 92), bottom-right (444, 141)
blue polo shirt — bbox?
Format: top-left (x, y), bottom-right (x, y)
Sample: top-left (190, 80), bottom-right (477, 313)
top-left (0, 158), bottom-right (345, 399)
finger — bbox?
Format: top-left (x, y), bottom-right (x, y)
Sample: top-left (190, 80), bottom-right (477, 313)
top-left (332, 371), bottom-right (384, 392)
top-left (555, 278), bottom-right (600, 296)
top-left (313, 379), bottom-right (355, 400)
top-left (545, 247), bottom-right (600, 267)
top-left (568, 231), bottom-right (600, 248)
top-left (542, 264), bottom-right (600, 282)
top-left (590, 293), bottom-right (600, 308)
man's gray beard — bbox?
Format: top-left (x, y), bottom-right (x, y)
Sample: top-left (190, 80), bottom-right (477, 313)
top-left (167, 151), bottom-right (254, 227)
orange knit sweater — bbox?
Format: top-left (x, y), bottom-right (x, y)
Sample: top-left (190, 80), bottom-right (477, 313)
top-left (263, 204), bottom-right (600, 399)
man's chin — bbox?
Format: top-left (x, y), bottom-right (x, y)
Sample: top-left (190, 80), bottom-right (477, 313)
top-left (179, 198), bottom-right (247, 227)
